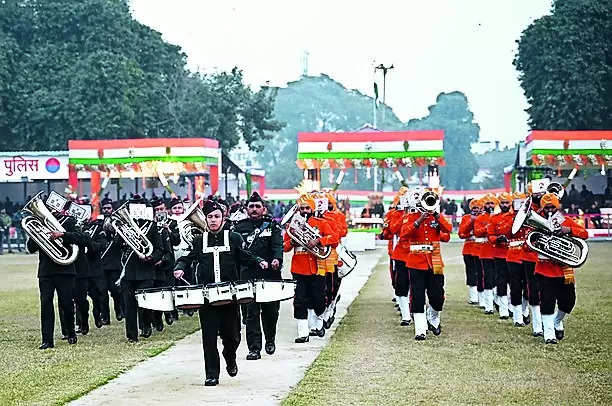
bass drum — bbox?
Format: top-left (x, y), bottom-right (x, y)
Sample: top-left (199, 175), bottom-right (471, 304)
top-left (254, 279), bottom-right (296, 303)
top-left (337, 244), bottom-right (357, 278)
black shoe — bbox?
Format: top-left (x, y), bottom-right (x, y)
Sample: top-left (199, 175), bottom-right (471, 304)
top-left (400, 319), bottom-right (412, 326)
top-left (186, 310), bottom-right (194, 317)
top-left (514, 322), bottom-right (525, 327)
top-left (154, 322), bottom-right (164, 332)
top-left (555, 329), bottom-right (564, 340)
top-left (61, 335), bottom-right (68, 340)
top-left (295, 336), bottom-right (309, 343)
top-left (545, 338), bottom-right (558, 344)
top-left (246, 351), bottom-right (261, 360)
top-left (415, 334), bottom-right (426, 341)
top-left (499, 315), bottom-right (509, 320)
top-left (484, 310), bottom-right (494, 315)
top-left (309, 328), bottom-right (325, 337)
top-left (428, 322), bottom-right (441, 336)
top-left (80, 324), bottom-right (89, 335)
top-left (165, 314), bottom-right (174, 325)
top-left (523, 315), bottom-right (531, 325)
top-left (67, 336), bottom-right (77, 345)
top-left (533, 331), bottom-right (543, 337)
top-left (127, 338), bottom-right (138, 343)
top-left (94, 319), bottom-right (103, 328)
top-left (101, 319), bottom-right (110, 326)
top-left (141, 328), bottom-right (152, 338)
top-left (39, 342), bottom-right (54, 350)
top-left (226, 360), bottom-right (238, 377)
top-left (116, 312), bottom-right (124, 322)
top-left (468, 300), bottom-right (478, 305)
top-left (391, 297), bottom-right (396, 303)
top-left (265, 342), bottom-right (275, 355)
top-left (204, 378), bottom-right (219, 386)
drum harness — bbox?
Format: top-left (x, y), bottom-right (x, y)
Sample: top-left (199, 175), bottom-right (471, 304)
top-left (202, 230), bottom-right (231, 283)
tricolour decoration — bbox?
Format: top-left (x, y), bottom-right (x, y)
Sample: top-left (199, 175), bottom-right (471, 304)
top-left (526, 130), bottom-right (612, 168)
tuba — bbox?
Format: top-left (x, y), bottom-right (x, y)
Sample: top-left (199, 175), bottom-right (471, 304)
top-left (21, 192), bottom-right (79, 265)
top-left (512, 197), bottom-right (588, 267)
top-left (176, 199), bottom-right (208, 247)
top-left (109, 203), bottom-right (153, 257)
top-left (283, 208), bottom-right (331, 259)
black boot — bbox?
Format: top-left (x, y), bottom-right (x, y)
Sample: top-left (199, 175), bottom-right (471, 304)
top-left (226, 360), bottom-right (238, 377)
top-left (204, 378), bottom-right (218, 386)
top-left (265, 342), bottom-right (276, 355)
top-left (39, 342), bottom-right (54, 350)
top-left (246, 350), bottom-right (261, 360)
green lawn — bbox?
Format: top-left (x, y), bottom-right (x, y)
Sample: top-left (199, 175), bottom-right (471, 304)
top-left (284, 242), bottom-right (612, 405)
top-left (0, 254), bottom-right (201, 405)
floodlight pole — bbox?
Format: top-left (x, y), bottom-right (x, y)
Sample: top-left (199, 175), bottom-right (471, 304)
top-left (375, 64), bottom-right (394, 125)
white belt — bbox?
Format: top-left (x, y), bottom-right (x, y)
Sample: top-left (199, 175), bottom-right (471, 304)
top-left (410, 244), bottom-right (433, 252)
top-left (474, 237), bottom-right (487, 243)
top-left (294, 247), bottom-right (307, 253)
top-left (509, 241), bottom-right (524, 247)
top-left (465, 237), bottom-right (475, 241)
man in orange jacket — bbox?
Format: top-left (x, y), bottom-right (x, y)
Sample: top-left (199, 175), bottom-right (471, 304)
top-left (458, 198), bottom-right (481, 305)
top-left (487, 193), bottom-right (514, 319)
top-left (284, 193), bottom-right (339, 343)
top-left (474, 194), bottom-right (497, 314)
top-left (399, 198), bottom-right (452, 340)
top-left (535, 193), bottom-right (588, 344)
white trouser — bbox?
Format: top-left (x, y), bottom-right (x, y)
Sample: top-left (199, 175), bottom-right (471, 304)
top-left (531, 305), bottom-right (543, 334)
top-left (398, 296), bottom-right (411, 321)
top-left (522, 298), bottom-right (529, 317)
top-left (542, 314), bottom-right (556, 341)
top-left (498, 295), bottom-right (509, 318)
top-left (297, 319), bottom-right (309, 338)
top-left (426, 306), bottom-right (441, 328)
top-left (478, 291), bottom-right (485, 307)
top-left (493, 286), bottom-right (499, 305)
top-left (513, 304), bottom-right (523, 324)
top-left (554, 310), bottom-right (566, 331)
top-left (469, 286), bottom-right (478, 303)
top-left (413, 313), bottom-right (427, 337)
top-left (307, 309), bottom-right (317, 330)
top-left (484, 289), bottom-right (494, 312)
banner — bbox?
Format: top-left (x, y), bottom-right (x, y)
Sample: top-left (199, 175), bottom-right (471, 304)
top-left (0, 153), bottom-right (69, 182)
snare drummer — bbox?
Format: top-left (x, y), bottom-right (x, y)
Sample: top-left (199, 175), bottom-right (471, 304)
top-left (233, 192), bottom-right (283, 361)
top-left (173, 200), bottom-right (267, 387)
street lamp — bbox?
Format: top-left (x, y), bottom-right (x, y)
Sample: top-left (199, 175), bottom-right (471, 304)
top-left (375, 63), bottom-right (394, 125)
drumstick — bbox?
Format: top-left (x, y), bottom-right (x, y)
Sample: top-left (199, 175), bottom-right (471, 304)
top-left (179, 277), bottom-right (191, 285)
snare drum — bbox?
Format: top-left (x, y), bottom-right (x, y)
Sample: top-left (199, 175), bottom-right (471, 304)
top-left (205, 282), bottom-right (234, 306)
top-left (135, 287), bottom-right (175, 312)
top-left (254, 279), bottom-right (296, 303)
top-left (233, 280), bottom-right (254, 304)
top-left (173, 285), bottom-right (206, 309)
top-left (337, 244), bottom-right (357, 278)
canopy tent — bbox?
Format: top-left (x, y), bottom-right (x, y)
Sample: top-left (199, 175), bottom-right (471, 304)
top-left (295, 130), bottom-right (445, 190)
top-left (68, 138), bottom-right (221, 214)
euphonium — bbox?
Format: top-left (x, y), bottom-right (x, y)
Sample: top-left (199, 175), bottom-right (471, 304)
top-left (110, 203), bottom-right (153, 257)
top-left (511, 197), bottom-right (588, 267)
top-left (284, 210), bottom-right (331, 259)
top-left (176, 199), bottom-right (208, 247)
top-left (21, 192), bottom-right (79, 265)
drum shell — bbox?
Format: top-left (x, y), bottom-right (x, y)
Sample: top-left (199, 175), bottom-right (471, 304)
top-left (205, 282), bottom-right (234, 306)
top-left (233, 280), bottom-right (254, 304)
top-left (337, 244), bottom-right (357, 278)
top-left (254, 279), bottom-right (296, 303)
top-left (173, 285), bottom-right (206, 309)
top-left (135, 288), bottom-right (175, 312)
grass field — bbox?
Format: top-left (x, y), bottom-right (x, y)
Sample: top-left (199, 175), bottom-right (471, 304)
top-left (284, 242), bottom-right (612, 405)
top-left (0, 254), bottom-right (201, 406)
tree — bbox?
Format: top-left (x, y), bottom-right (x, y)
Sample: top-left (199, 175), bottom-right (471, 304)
top-left (0, 0), bottom-right (281, 151)
top-left (514, 0), bottom-right (612, 130)
top-left (406, 92), bottom-right (480, 190)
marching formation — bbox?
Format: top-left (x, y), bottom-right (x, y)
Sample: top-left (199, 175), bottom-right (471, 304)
top-left (22, 188), bottom-right (352, 387)
top-left (382, 178), bottom-right (589, 344)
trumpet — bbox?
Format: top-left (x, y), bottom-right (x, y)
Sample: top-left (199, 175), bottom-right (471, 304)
top-left (21, 192), bottom-right (79, 265)
top-left (418, 191), bottom-right (440, 213)
top-left (109, 203), bottom-right (153, 257)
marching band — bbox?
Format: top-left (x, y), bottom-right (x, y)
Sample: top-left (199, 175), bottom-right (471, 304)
top-left (22, 176), bottom-right (588, 386)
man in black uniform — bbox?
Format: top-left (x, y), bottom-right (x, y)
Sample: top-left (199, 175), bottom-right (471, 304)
top-left (174, 200), bottom-right (267, 387)
top-left (100, 198), bottom-right (124, 322)
top-left (118, 195), bottom-right (163, 342)
top-left (233, 192), bottom-right (283, 360)
top-left (27, 211), bottom-right (82, 349)
top-left (151, 196), bottom-right (176, 329)
top-left (83, 213), bottom-right (112, 326)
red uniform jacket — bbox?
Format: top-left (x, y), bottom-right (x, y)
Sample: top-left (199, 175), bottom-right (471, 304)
top-left (474, 212), bottom-right (495, 259)
top-left (504, 215), bottom-right (526, 264)
top-left (487, 212), bottom-right (514, 259)
top-left (534, 215), bottom-right (588, 278)
top-left (458, 214), bottom-right (476, 256)
top-left (389, 211), bottom-right (411, 263)
top-left (399, 213), bottom-right (452, 271)
top-left (382, 209), bottom-right (403, 255)
top-left (283, 216), bottom-right (339, 276)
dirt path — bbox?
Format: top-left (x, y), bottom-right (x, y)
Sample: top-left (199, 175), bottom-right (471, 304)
top-left (71, 249), bottom-right (385, 406)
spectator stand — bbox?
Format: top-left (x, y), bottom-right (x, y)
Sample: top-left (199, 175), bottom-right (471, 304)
top-left (68, 138), bottom-right (222, 217)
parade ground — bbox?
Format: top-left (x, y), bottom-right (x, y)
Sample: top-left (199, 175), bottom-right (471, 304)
top-left (1, 243), bottom-right (610, 405)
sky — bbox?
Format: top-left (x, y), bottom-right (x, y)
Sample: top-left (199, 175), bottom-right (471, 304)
top-left (130, 0), bottom-right (553, 147)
